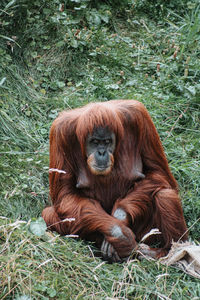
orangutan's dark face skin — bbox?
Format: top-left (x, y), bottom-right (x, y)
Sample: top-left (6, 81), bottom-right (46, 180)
top-left (86, 127), bottom-right (116, 175)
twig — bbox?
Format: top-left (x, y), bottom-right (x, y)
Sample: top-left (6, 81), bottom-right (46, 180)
top-left (49, 168), bottom-right (67, 174)
top-left (164, 105), bottom-right (189, 141)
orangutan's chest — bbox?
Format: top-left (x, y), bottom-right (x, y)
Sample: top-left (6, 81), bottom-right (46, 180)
top-left (81, 178), bottom-right (133, 213)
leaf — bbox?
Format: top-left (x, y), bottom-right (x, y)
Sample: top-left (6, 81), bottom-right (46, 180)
top-left (40, 128), bottom-right (47, 135)
top-left (29, 217), bottom-right (47, 237)
top-left (4, 0), bottom-right (16, 10)
top-left (56, 40), bottom-right (65, 48)
top-left (40, 88), bottom-right (46, 95)
top-left (56, 81), bottom-right (65, 88)
top-left (36, 284), bottom-right (47, 292)
top-left (15, 296), bottom-right (31, 300)
top-left (126, 80), bottom-right (137, 87)
top-left (0, 77), bottom-right (6, 86)
top-left (185, 85), bottom-right (196, 96)
top-left (100, 14), bottom-right (109, 24)
top-left (93, 14), bottom-right (101, 26)
top-left (70, 39), bottom-right (78, 48)
top-left (47, 288), bottom-right (57, 298)
top-left (25, 110), bottom-right (31, 117)
top-left (74, 5), bottom-right (87, 10)
top-left (0, 35), bottom-right (21, 47)
top-left (105, 84), bottom-right (119, 90)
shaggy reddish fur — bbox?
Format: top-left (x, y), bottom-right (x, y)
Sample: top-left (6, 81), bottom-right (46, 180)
top-left (42, 100), bottom-right (188, 259)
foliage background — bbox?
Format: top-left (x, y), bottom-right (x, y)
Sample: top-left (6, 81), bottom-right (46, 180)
top-left (0, 0), bottom-right (200, 299)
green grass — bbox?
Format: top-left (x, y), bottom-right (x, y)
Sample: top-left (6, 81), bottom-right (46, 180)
top-left (1, 217), bottom-right (200, 300)
top-left (0, 1), bottom-right (200, 299)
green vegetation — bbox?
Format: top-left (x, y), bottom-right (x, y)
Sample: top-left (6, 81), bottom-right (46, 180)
top-left (0, 0), bottom-right (199, 299)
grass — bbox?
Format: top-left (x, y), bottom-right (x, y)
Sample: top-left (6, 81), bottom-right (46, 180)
top-left (0, 1), bottom-right (200, 299)
top-left (1, 218), bottom-right (199, 300)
